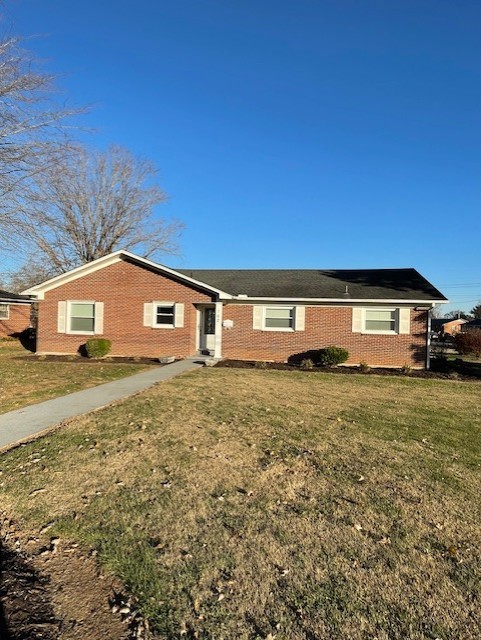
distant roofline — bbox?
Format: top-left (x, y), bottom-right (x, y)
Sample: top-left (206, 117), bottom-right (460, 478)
top-left (0, 290), bottom-right (33, 304)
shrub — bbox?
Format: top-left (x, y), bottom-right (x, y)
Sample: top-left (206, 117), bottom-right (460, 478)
top-left (85, 338), bottom-right (111, 358)
top-left (400, 363), bottom-right (412, 375)
top-left (300, 358), bottom-right (314, 370)
top-left (254, 360), bottom-right (268, 369)
top-left (318, 346), bottom-right (349, 367)
top-left (454, 330), bottom-right (481, 358)
top-left (359, 360), bottom-right (370, 373)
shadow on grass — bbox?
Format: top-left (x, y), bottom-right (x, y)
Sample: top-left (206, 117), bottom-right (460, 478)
top-left (0, 538), bottom-right (58, 640)
top-left (431, 356), bottom-right (481, 378)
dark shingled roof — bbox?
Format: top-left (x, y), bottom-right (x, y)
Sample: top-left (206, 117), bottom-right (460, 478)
top-left (465, 319), bottom-right (481, 327)
top-left (177, 268), bottom-right (447, 301)
top-left (0, 289), bottom-right (32, 302)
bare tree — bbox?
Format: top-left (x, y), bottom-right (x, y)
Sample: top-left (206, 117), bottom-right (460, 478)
top-left (430, 305), bottom-right (444, 319)
top-left (4, 256), bottom-right (54, 292)
top-left (444, 309), bottom-right (471, 320)
top-left (0, 34), bottom-right (80, 240)
top-left (16, 144), bottom-right (182, 274)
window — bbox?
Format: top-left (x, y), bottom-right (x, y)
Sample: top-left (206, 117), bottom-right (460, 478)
top-left (253, 305), bottom-right (305, 332)
top-left (144, 302), bottom-right (184, 329)
top-left (155, 304), bottom-right (175, 327)
top-left (203, 307), bottom-right (216, 335)
top-left (69, 302), bottom-right (95, 333)
top-left (265, 307), bottom-right (294, 330)
top-left (364, 309), bottom-right (397, 333)
top-left (58, 301), bottom-right (103, 335)
top-left (352, 307), bottom-right (410, 335)
top-left (0, 304), bottom-right (9, 319)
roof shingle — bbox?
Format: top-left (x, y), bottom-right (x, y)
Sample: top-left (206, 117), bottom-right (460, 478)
top-left (177, 268), bottom-right (446, 301)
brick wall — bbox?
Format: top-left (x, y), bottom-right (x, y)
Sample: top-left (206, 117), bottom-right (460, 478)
top-left (36, 259), bottom-right (429, 367)
top-left (37, 259), bottom-right (214, 357)
top-left (0, 304), bottom-right (31, 338)
top-left (221, 304), bottom-right (428, 367)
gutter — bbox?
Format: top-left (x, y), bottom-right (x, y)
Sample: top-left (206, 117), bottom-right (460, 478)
top-left (229, 296), bottom-right (448, 305)
top-left (0, 297), bottom-right (34, 305)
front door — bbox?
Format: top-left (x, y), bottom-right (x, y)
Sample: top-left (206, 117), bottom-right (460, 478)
top-left (199, 306), bottom-right (216, 353)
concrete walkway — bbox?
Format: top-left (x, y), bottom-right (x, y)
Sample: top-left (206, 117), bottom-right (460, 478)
top-left (0, 358), bottom-right (207, 451)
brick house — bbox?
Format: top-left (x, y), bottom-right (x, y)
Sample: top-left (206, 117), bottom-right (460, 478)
top-left (431, 317), bottom-right (467, 336)
top-left (23, 250), bottom-right (447, 368)
top-left (0, 290), bottom-right (32, 338)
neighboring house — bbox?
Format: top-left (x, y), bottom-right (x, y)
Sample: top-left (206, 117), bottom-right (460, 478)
top-left (462, 319), bottom-right (481, 331)
top-left (0, 290), bottom-right (33, 338)
top-left (431, 317), bottom-right (467, 336)
top-left (23, 250), bottom-right (448, 368)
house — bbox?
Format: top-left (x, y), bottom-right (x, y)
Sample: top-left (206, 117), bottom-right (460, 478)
top-left (22, 250), bottom-right (448, 368)
top-left (431, 317), bottom-right (467, 336)
top-left (0, 289), bottom-right (33, 338)
top-left (462, 319), bottom-right (481, 331)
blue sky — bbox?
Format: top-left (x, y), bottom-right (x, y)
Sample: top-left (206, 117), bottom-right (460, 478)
top-left (3, 0), bottom-right (481, 312)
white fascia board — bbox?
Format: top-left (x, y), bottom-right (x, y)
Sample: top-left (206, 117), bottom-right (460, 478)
top-left (22, 250), bottom-right (233, 300)
top-left (228, 297), bottom-right (447, 305)
top-left (21, 251), bottom-right (125, 298)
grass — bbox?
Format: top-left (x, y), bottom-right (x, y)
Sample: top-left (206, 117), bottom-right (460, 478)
top-left (0, 340), bottom-right (149, 414)
top-left (1, 368), bottom-right (480, 639)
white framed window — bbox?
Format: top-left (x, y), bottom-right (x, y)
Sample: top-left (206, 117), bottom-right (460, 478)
top-left (0, 303), bottom-right (9, 319)
top-left (58, 301), bottom-right (104, 335)
top-left (265, 306), bottom-right (294, 330)
top-left (352, 307), bottom-right (411, 335)
top-left (68, 301), bottom-right (96, 334)
top-left (253, 305), bottom-right (305, 332)
top-left (144, 302), bottom-right (185, 329)
top-left (154, 303), bottom-right (175, 328)
top-left (364, 308), bottom-right (397, 333)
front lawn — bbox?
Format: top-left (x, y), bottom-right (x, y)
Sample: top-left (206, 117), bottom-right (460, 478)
top-left (0, 340), bottom-right (150, 414)
top-left (1, 368), bottom-right (480, 639)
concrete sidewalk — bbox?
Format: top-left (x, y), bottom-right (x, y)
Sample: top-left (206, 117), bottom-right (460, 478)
top-left (0, 358), bottom-right (207, 450)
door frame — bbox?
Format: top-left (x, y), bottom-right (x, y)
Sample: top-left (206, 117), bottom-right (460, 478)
top-left (196, 303), bottom-right (223, 357)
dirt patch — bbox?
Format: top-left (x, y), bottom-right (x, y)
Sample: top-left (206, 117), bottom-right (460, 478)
top-left (0, 539), bottom-right (57, 640)
top-left (215, 358), bottom-right (481, 381)
top-left (1, 518), bottom-right (133, 640)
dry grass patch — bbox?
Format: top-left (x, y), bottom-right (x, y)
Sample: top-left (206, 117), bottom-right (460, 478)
top-left (1, 368), bottom-right (480, 639)
top-left (0, 340), bottom-right (149, 413)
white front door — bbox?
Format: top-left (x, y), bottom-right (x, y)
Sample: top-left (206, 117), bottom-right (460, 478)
top-left (199, 306), bottom-right (216, 353)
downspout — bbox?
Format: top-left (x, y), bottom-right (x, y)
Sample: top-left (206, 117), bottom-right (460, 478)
top-left (426, 307), bottom-right (432, 370)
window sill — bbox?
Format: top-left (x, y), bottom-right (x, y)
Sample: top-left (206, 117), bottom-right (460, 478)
top-left (152, 324), bottom-right (175, 329)
top-left (66, 331), bottom-right (96, 336)
top-left (262, 327), bottom-right (295, 332)
top-left (361, 330), bottom-right (398, 335)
